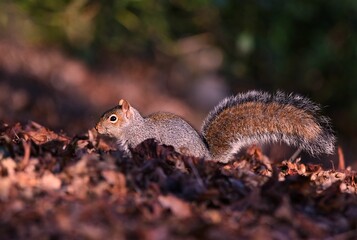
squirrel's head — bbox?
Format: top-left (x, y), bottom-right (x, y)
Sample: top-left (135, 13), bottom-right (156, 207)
top-left (95, 99), bottom-right (135, 137)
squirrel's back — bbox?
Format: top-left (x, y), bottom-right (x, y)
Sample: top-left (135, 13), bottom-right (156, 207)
top-left (202, 91), bottom-right (335, 163)
top-left (146, 112), bottom-right (210, 158)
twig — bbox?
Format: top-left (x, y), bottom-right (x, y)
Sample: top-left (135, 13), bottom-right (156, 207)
top-left (337, 146), bottom-right (345, 170)
top-left (20, 139), bottom-right (31, 170)
top-left (330, 160), bottom-right (335, 171)
top-left (12, 129), bottom-right (20, 141)
top-left (289, 147), bottom-right (302, 162)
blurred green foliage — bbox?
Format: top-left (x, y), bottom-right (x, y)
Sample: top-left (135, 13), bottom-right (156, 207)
top-left (1, 0), bottom-right (357, 135)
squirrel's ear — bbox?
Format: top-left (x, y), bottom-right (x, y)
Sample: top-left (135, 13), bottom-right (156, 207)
top-left (119, 99), bottom-right (132, 118)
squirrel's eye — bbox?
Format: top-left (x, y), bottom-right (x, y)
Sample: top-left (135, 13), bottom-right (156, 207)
top-left (109, 114), bottom-right (118, 123)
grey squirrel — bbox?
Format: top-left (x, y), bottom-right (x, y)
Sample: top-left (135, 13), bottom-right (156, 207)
top-left (95, 91), bottom-right (336, 163)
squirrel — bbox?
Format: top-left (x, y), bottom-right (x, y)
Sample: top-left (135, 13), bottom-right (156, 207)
top-left (95, 91), bottom-right (336, 163)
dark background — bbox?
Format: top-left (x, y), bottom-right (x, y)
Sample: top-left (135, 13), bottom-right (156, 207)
top-left (0, 0), bottom-right (356, 166)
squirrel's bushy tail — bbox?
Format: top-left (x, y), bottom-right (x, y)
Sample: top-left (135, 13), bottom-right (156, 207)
top-left (202, 91), bottom-right (336, 163)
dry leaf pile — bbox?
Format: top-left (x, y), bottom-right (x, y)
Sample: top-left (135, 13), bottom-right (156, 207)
top-left (0, 121), bottom-right (356, 239)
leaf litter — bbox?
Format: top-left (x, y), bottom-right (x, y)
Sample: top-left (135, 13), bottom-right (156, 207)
top-left (0, 121), bottom-right (356, 239)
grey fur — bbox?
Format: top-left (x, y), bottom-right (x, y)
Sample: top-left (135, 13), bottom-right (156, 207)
top-left (119, 109), bottom-right (211, 159)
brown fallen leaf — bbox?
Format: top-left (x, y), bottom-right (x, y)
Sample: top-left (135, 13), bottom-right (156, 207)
top-left (158, 194), bottom-right (192, 219)
top-left (39, 171), bottom-right (62, 191)
top-left (101, 170), bottom-right (127, 197)
top-left (22, 121), bottom-right (70, 145)
top-left (0, 177), bottom-right (12, 200)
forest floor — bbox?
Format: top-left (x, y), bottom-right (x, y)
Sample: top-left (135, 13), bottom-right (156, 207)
top-left (0, 121), bottom-right (356, 239)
